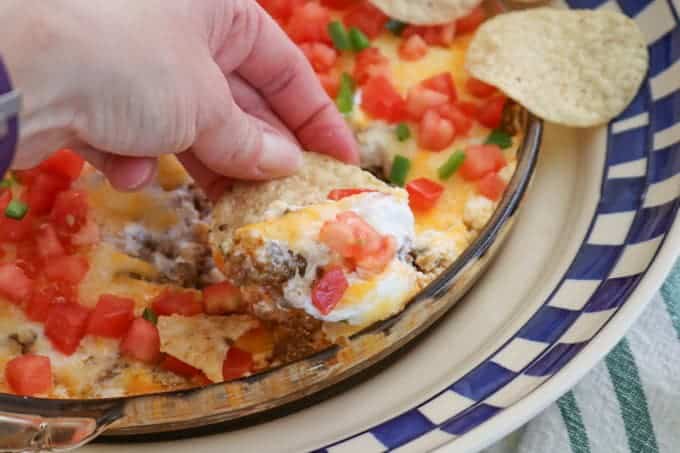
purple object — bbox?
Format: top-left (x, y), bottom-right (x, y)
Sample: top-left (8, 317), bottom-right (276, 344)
top-left (0, 56), bottom-right (19, 178)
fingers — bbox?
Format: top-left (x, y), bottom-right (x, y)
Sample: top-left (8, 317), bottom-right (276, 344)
top-left (75, 146), bottom-right (157, 191)
top-left (176, 152), bottom-right (231, 203)
top-left (211, 0), bottom-right (359, 164)
top-left (227, 74), bottom-right (298, 145)
top-left (184, 74), bottom-right (300, 195)
top-left (191, 63), bottom-right (303, 180)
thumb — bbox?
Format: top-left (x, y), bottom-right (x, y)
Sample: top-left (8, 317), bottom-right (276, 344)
top-left (75, 146), bottom-right (157, 191)
top-left (191, 72), bottom-right (303, 180)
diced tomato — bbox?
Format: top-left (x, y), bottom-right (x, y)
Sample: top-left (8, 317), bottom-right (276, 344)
top-left (418, 109), bottom-right (456, 151)
top-left (24, 172), bottom-right (70, 216)
top-left (300, 43), bottom-right (337, 73)
top-left (0, 211), bottom-right (35, 242)
top-left (355, 236), bottom-right (397, 274)
top-left (422, 73), bottom-right (457, 101)
top-left (286, 2), bottom-right (332, 44)
top-left (403, 23), bottom-right (456, 47)
top-left (459, 144), bottom-right (507, 181)
top-left (0, 218), bottom-right (33, 244)
top-left (69, 216), bottom-right (100, 247)
top-left (319, 211), bottom-right (383, 260)
top-left (456, 101), bottom-right (478, 117)
top-left (436, 22), bottom-right (457, 46)
top-left (455, 6), bottom-right (486, 34)
top-left (44, 255), bottom-right (89, 285)
top-left (399, 34), bottom-right (428, 61)
top-left (0, 189), bottom-right (11, 212)
top-left (42, 280), bottom-right (78, 305)
top-left (476, 95), bottom-right (507, 129)
top-left (25, 288), bottom-right (56, 323)
top-left (311, 267), bottom-right (349, 315)
top-left (13, 241), bottom-right (41, 279)
top-left (45, 303), bottom-right (90, 355)
top-left (0, 263), bottom-right (33, 304)
top-left (406, 86), bottom-right (449, 120)
top-left (327, 188), bottom-right (377, 200)
top-left (337, 211), bottom-right (384, 257)
top-left (320, 0), bottom-right (357, 9)
top-left (160, 355), bottom-right (202, 378)
top-left (36, 224), bottom-right (65, 261)
top-left (87, 295), bottom-right (135, 339)
top-left (222, 346), bottom-right (254, 381)
top-left (343, 1), bottom-right (388, 39)
top-left (465, 77), bottom-right (496, 98)
top-left (258, 0), bottom-right (305, 24)
top-left (0, 212), bottom-right (35, 243)
top-left (318, 71), bottom-right (340, 98)
top-left (5, 354), bottom-right (52, 396)
top-left (361, 76), bottom-right (407, 123)
top-left (151, 290), bottom-right (203, 316)
top-left (13, 168), bottom-right (42, 186)
top-left (49, 190), bottom-right (89, 234)
top-left (353, 47), bottom-right (390, 85)
top-left (477, 173), bottom-right (507, 201)
top-left (203, 282), bottom-right (241, 315)
top-left (39, 149), bottom-right (85, 182)
top-left (437, 104), bottom-right (473, 136)
top-left (319, 218), bottom-right (356, 256)
top-left (120, 318), bottom-right (161, 364)
top-left (406, 178), bottom-right (445, 211)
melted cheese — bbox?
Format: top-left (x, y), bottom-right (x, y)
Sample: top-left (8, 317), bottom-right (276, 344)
top-left (80, 169), bottom-right (179, 234)
top-left (78, 243), bottom-right (169, 311)
top-left (239, 203), bottom-right (337, 246)
top-left (157, 155), bottom-right (191, 190)
top-left (89, 184), bottom-right (178, 232)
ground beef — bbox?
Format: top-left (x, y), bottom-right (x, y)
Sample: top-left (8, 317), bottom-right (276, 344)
top-left (225, 239), bottom-right (308, 287)
top-left (239, 285), bottom-right (329, 364)
top-left (272, 319), bottom-right (329, 364)
top-left (113, 184), bottom-right (223, 288)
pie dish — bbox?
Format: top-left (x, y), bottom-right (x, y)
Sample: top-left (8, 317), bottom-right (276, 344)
top-left (0, 0), bottom-right (541, 445)
top-left (0, 0), bottom-right (528, 401)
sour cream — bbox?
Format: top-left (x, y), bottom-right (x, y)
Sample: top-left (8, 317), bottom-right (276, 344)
top-left (276, 192), bottom-right (419, 326)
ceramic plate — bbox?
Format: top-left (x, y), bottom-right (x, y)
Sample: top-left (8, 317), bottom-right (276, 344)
top-left (84, 0), bottom-right (680, 451)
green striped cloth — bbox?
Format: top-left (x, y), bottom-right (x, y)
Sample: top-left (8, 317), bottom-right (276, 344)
top-left (486, 259), bottom-right (680, 453)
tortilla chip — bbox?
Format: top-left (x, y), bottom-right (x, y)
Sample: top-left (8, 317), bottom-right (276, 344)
top-left (466, 9), bottom-right (648, 127)
top-left (210, 152), bottom-right (402, 255)
top-left (369, 0), bottom-right (483, 25)
top-left (157, 314), bottom-right (259, 382)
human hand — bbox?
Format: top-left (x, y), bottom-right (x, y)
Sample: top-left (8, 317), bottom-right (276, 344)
top-left (0, 0), bottom-right (359, 196)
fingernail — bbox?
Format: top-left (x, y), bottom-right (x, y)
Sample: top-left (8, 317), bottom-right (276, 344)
top-left (107, 156), bottom-right (157, 191)
top-left (257, 132), bottom-right (303, 177)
